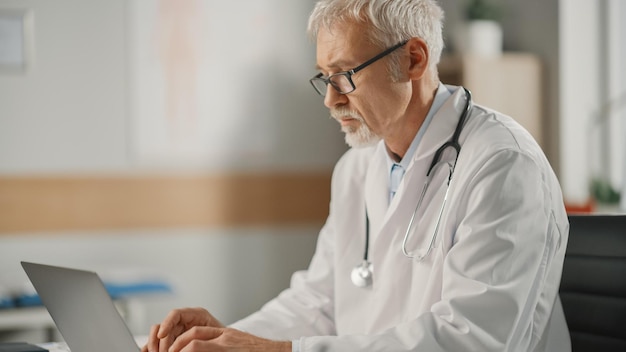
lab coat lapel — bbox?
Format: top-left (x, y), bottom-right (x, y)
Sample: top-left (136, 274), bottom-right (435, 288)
top-left (364, 142), bottom-right (389, 240)
top-left (369, 86), bottom-right (469, 256)
top-left (387, 86), bottom-right (467, 215)
top-left (414, 86), bottom-right (468, 164)
top-left (393, 86), bottom-right (468, 202)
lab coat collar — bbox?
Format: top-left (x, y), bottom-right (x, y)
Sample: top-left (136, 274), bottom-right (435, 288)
top-left (412, 85), bottom-right (469, 165)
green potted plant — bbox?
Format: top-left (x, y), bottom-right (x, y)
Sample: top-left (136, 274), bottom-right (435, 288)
top-left (465, 0), bottom-right (502, 22)
top-left (457, 0), bottom-right (504, 58)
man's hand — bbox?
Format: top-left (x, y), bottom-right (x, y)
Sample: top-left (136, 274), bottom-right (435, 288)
top-left (167, 326), bottom-right (291, 352)
top-left (142, 307), bottom-right (224, 352)
top-left (142, 307), bottom-right (291, 352)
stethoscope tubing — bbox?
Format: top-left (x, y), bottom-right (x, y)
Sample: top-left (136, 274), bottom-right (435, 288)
top-left (352, 87), bottom-right (473, 288)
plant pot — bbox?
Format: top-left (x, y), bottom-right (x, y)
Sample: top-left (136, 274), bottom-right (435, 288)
top-left (455, 20), bottom-right (503, 58)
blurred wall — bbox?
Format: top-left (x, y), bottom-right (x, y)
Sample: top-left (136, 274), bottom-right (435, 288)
top-left (0, 0), bottom-right (347, 173)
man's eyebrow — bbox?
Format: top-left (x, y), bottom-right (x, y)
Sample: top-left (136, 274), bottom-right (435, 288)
top-left (314, 60), bottom-right (354, 73)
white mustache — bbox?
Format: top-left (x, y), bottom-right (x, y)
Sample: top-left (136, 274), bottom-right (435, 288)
top-left (330, 108), bottom-right (363, 122)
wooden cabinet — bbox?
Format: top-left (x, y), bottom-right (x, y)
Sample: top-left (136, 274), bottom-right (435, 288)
top-left (438, 53), bottom-right (543, 148)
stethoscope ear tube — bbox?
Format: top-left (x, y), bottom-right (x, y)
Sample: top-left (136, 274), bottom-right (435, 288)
top-left (426, 88), bottom-right (472, 177)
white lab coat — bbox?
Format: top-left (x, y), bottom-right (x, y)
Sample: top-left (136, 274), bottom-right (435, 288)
top-left (232, 86), bottom-right (571, 351)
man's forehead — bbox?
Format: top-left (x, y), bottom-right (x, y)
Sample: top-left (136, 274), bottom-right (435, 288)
top-left (315, 22), bottom-right (373, 69)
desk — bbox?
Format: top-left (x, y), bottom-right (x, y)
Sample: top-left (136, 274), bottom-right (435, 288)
top-left (35, 342), bottom-right (68, 352)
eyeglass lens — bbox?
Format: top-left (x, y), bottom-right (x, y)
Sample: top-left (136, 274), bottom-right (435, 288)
top-left (311, 73), bottom-right (355, 97)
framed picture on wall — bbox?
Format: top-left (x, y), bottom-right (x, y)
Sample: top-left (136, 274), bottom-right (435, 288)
top-left (127, 0), bottom-right (330, 171)
top-left (0, 9), bottom-right (33, 73)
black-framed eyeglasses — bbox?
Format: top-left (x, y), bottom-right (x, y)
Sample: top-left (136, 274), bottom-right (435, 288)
top-left (309, 40), bottom-right (408, 97)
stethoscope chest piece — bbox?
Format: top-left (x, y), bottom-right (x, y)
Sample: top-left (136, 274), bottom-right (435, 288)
top-left (351, 260), bottom-right (373, 288)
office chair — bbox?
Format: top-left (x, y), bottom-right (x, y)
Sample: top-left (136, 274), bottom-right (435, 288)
top-left (559, 214), bottom-right (626, 351)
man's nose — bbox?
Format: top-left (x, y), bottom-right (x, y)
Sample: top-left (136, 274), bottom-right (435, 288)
top-left (324, 86), bottom-right (348, 109)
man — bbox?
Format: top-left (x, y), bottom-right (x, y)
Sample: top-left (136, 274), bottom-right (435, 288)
top-left (144, 0), bottom-right (571, 351)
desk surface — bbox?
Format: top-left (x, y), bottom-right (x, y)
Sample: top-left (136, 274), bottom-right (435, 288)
top-left (38, 336), bottom-right (147, 352)
top-left (36, 342), bottom-right (69, 352)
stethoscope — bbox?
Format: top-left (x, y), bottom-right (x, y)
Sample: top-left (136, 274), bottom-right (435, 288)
top-left (351, 87), bottom-right (473, 288)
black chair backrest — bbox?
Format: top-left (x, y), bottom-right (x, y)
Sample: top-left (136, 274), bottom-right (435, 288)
top-left (560, 214), bottom-right (626, 352)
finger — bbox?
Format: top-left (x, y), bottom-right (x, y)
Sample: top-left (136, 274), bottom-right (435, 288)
top-left (144, 324), bottom-right (160, 352)
top-left (179, 340), bottom-right (219, 352)
top-left (170, 326), bottom-right (224, 352)
top-left (157, 309), bottom-right (184, 338)
top-left (159, 333), bottom-right (176, 352)
top-left (158, 308), bottom-right (205, 337)
top-left (157, 308), bottom-right (216, 338)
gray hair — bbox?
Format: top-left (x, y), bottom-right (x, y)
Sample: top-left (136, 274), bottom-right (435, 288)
top-left (307, 0), bottom-right (445, 79)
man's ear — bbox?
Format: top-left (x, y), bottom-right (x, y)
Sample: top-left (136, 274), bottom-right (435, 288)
top-left (406, 37), bottom-right (429, 80)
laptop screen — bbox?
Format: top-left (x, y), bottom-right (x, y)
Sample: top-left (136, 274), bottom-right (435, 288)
top-left (21, 262), bottom-right (140, 352)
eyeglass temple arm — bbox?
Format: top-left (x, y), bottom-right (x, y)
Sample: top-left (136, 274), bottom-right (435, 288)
top-left (350, 40), bottom-right (409, 75)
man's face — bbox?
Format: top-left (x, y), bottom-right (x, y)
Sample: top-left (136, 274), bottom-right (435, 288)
top-left (315, 22), bottom-right (410, 148)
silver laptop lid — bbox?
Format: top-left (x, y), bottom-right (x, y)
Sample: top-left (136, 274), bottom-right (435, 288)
top-left (21, 262), bottom-right (139, 352)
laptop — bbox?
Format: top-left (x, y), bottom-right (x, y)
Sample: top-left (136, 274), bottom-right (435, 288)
top-left (21, 262), bottom-right (140, 352)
